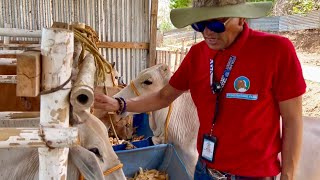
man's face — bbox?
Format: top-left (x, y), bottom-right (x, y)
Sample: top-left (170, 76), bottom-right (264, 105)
top-left (202, 18), bottom-right (245, 50)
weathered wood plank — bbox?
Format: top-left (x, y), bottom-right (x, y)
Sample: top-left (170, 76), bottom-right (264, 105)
top-left (16, 51), bottom-right (41, 97)
top-left (0, 127), bottom-right (78, 148)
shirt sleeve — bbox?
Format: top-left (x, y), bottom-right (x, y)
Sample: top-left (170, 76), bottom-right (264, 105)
top-left (273, 37), bottom-right (306, 102)
top-left (169, 46), bottom-right (194, 91)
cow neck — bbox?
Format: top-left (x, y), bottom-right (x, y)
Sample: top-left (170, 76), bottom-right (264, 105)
top-left (129, 80), bottom-right (173, 143)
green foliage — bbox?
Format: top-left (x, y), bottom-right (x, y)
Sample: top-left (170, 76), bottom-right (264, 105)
top-left (290, 0), bottom-right (320, 14)
top-left (169, 0), bottom-right (192, 9)
top-left (168, 0), bottom-right (319, 15)
top-left (159, 20), bottom-right (173, 32)
top-left (246, 0), bottom-right (274, 2)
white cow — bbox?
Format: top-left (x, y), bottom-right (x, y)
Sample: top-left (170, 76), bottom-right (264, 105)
top-left (115, 63), bottom-right (320, 180)
top-left (114, 64), bottom-right (199, 178)
top-left (0, 110), bottom-right (126, 180)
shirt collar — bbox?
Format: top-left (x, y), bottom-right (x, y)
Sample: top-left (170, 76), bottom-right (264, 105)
top-left (206, 22), bottom-right (250, 57)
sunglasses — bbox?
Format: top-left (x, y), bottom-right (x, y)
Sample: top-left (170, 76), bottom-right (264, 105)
top-left (191, 18), bottom-right (231, 33)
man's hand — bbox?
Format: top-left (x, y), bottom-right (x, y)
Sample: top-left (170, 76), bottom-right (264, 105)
top-left (94, 93), bottom-right (119, 112)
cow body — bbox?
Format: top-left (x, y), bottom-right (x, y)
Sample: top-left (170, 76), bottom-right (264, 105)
top-left (0, 111), bottom-right (126, 180)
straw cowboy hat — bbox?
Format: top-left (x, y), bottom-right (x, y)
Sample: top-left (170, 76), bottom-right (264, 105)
top-left (170, 0), bottom-right (272, 28)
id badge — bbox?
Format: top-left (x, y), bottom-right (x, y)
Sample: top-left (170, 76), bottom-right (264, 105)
top-left (201, 134), bottom-right (217, 162)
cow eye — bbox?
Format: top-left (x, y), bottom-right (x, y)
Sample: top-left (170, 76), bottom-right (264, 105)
top-left (142, 80), bottom-right (152, 85)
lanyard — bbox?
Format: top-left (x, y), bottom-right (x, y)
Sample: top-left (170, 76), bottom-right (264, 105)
top-left (209, 54), bottom-right (237, 136)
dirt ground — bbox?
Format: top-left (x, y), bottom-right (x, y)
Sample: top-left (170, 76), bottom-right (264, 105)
top-left (282, 29), bottom-right (320, 118)
top-left (303, 80), bottom-right (320, 117)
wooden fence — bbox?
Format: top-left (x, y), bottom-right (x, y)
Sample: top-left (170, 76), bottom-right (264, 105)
top-left (156, 48), bottom-right (189, 72)
top-left (0, 27), bottom-right (86, 179)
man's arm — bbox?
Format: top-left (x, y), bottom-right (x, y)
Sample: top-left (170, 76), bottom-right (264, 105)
top-left (94, 83), bottom-right (184, 113)
top-left (279, 95), bottom-right (303, 180)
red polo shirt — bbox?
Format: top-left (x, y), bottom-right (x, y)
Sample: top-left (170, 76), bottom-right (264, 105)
top-left (169, 23), bottom-right (306, 176)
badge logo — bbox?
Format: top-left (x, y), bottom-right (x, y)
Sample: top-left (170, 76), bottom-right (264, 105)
top-left (234, 76), bottom-right (250, 93)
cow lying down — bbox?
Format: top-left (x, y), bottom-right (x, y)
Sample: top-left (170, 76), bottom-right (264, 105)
top-left (0, 110), bottom-right (126, 180)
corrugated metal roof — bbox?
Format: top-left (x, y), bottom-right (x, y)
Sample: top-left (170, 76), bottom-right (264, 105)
top-left (247, 10), bottom-right (320, 32)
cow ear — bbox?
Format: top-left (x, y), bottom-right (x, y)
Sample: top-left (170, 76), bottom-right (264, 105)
top-left (70, 145), bottom-right (104, 180)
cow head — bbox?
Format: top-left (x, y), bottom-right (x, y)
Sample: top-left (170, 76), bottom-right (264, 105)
top-left (115, 64), bottom-right (172, 101)
top-left (70, 110), bottom-right (126, 180)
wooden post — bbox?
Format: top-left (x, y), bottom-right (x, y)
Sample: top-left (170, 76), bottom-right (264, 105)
top-left (70, 54), bottom-right (96, 111)
top-left (168, 51), bottom-right (172, 71)
top-left (156, 51), bottom-right (159, 64)
top-left (3, 23), bottom-right (11, 50)
top-left (167, 51), bottom-right (170, 66)
top-left (174, 50), bottom-right (179, 71)
top-left (40, 28), bottom-right (73, 180)
top-left (165, 51), bottom-right (167, 66)
top-left (160, 51), bottom-right (164, 64)
top-left (148, 0), bottom-right (158, 67)
top-left (16, 51), bottom-right (41, 97)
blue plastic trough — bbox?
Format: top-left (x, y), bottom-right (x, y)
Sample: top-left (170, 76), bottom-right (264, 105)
top-left (116, 144), bottom-right (192, 180)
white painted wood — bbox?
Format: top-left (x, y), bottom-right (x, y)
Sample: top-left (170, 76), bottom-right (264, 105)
top-left (71, 22), bottom-right (85, 84)
top-left (70, 54), bottom-right (96, 111)
top-left (0, 127), bottom-right (78, 148)
top-left (0, 28), bottom-right (41, 38)
top-left (0, 75), bottom-right (16, 84)
top-left (0, 118), bottom-right (40, 128)
top-left (40, 28), bottom-right (74, 180)
top-left (0, 50), bottom-right (24, 55)
top-left (0, 111), bottom-right (40, 120)
top-left (0, 58), bottom-right (16, 65)
top-left (0, 44), bottom-right (40, 48)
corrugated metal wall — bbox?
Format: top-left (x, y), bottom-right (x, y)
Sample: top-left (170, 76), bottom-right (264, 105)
top-left (0, 0), bottom-right (151, 83)
top-left (248, 10), bottom-right (320, 32)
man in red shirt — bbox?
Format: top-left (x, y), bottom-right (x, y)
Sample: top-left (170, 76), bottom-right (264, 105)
top-left (94, 0), bottom-right (306, 179)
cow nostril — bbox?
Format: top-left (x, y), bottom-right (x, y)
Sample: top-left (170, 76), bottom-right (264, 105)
top-left (89, 147), bottom-right (104, 162)
top-left (89, 147), bottom-right (100, 156)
